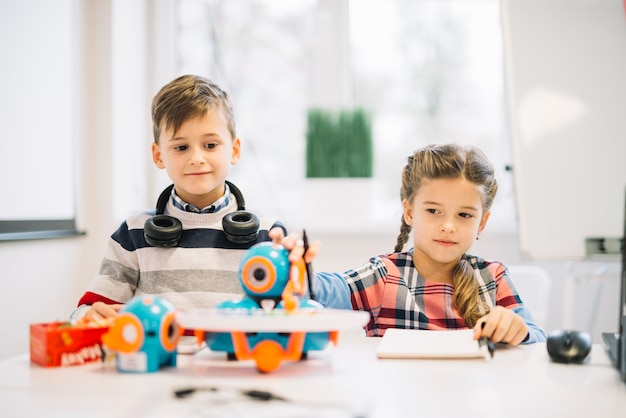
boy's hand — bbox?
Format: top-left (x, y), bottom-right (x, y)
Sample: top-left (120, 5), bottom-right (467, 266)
top-left (268, 227), bottom-right (321, 264)
top-left (473, 305), bottom-right (528, 346)
top-left (84, 302), bottom-right (123, 321)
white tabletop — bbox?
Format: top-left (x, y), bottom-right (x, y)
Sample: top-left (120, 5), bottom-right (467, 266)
top-left (1, 331), bottom-right (624, 418)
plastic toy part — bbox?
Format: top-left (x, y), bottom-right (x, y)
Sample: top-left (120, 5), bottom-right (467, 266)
top-left (177, 241), bottom-right (371, 373)
top-left (101, 295), bottom-right (182, 373)
top-left (281, 258), bottom-right (306, 312)
top-left (237, 242), bottom-right (306, 313)
top-left (102, 314), bottom-right (144, 354)
top-left (200, 242), bottom-right (345, 372)
top-left (231, 331), bottom-right (306, 373)
top-left (177, 307), bottom-right (371, 373)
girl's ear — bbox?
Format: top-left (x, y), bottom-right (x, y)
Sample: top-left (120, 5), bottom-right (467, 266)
top-left (402, 199), bottom-right (413, 226)
top-left (151, 142), bottom-right (165, 169)
top-left (478, 210), bottom-right (491, 234)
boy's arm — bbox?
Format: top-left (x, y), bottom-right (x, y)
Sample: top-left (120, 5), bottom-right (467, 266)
top-left (71, 221), bottom-right (141, 321)
top-left (70, 300), bottom-right (124, 322)
top-left (71, 291), bottom-right (125, 321)
top-left (70, 305), bottom-right (90, 322)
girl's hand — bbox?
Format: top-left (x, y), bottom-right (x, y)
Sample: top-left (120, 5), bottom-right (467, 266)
top-left (84, 302), bottom-right (123, 321)
top-left (473, 305), bottom-right (528, 346)
top-left (268, 227), bottom-right (321, 264)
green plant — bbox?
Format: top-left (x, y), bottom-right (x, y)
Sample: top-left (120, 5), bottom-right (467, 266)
top-left (305, 107), bottom-right (373, 178)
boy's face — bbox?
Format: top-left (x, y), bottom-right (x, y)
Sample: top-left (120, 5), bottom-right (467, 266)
top-left (151, 109), bottom-right (241, 209)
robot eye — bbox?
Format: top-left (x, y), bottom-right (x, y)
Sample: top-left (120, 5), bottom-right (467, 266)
top-left (241, 256), bottom-right (276, 294)
top-left (167, 323), bottom-right (176, 339)
top-left (252, 267), bottom-right (266, 282)
top-left (159, 312), bottom-right (182, 353)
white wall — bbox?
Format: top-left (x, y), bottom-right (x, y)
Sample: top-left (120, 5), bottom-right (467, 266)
top-left (0, 0), bottom-right (176, 361)
top-left (0, 1), bottom-right (76, 221)
top-left (502, 0), bottom-right (626, 260)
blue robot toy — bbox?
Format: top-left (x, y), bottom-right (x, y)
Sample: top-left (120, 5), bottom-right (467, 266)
top-left (102, 295), bottom-right (182, 373)
top-left (198, 241), bottom-right (337, 373)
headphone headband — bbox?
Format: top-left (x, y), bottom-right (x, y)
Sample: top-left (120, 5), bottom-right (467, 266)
top-left (225, 180), bottom-right (246, 211)
top-left (146, 180), bottom-right (259, 247)
top-left (155, 181), bottom-right (245, 215)
top-left (155, 184), bottom-right (175, 215)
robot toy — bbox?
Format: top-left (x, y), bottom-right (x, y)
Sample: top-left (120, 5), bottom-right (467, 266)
top-left (101, 295), bottom-right (182, 373)
top-left (195, 242), bottom-right (338, 373)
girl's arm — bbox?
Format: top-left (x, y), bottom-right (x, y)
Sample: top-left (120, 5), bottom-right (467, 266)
top-left (511, 305), bottom-right (547, 343)
top-left (268, 227), bottom-right (351, 309)
top-left (500, 265), bottom-right (547, 343)
top-left (312, 272), bottom-right (352, 309)
top-left (478, 262), bottom-right (547, 344)
top-left (473, 305), bottom-right (546, 345)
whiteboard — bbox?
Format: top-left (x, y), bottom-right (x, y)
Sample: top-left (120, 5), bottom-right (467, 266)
top-left (501, 0), bottom-right (626, 260)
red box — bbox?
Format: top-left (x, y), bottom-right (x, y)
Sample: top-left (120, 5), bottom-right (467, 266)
top-left (30, 321), bottom-right (109, 367)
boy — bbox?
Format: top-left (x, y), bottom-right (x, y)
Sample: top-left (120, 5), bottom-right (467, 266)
top-left (72, 75), bottom-right (285, 321)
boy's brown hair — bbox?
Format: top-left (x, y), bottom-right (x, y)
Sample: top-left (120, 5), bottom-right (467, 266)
top-left (151, 74), bottom-right (236, 143)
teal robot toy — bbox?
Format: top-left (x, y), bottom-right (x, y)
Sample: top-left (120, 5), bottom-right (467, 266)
top-left (102, 295), bottom-right (182, 373)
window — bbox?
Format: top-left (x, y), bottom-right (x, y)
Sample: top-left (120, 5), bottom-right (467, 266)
top-left (176, 0), bottom-right (515, 233)
top-left (0, 0), bottom-right (82, 241)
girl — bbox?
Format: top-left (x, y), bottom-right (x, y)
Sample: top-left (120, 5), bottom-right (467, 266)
top-left (272, 143), bottom-right (546, 345)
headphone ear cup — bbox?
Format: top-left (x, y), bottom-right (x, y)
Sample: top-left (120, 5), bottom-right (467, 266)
top-left (144, 215), bottom-right (183, 247)
top-left (222, 211), bottom-right (260, 244)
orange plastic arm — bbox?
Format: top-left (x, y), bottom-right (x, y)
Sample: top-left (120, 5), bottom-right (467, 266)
top-left (282, 258), bottom-right (306, 313)
top-left (193, 329), bottom-right (205, 347)
top-left (230, 331), bottom-right (306, 373)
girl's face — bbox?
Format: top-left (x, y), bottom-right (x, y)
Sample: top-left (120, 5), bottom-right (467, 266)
top-left (151, 109), bottom-right (240, 209)
top-left (403, 177), bottom-right (490, 277)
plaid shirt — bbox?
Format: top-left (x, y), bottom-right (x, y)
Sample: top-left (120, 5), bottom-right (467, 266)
top-left (344, 250), bottom-right (523, 337)
top-left (171, 184), bottom-right (231, 213)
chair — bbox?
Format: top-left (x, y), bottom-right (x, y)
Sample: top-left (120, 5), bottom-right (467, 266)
top-left (506, 265), bottom-right (552, 330)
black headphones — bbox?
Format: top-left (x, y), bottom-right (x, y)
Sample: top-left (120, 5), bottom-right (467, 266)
top-left (144, 180), bottom-right (260, 247)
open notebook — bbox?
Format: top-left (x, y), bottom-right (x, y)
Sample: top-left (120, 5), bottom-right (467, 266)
top-left (376, 328), bottom-right (493, 360)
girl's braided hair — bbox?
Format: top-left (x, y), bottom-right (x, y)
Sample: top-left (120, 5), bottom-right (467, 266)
top-left (394, 144), bottom-right (498, 327)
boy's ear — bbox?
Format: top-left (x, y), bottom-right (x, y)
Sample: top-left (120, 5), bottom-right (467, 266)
top-left (151, 142), bottom-right (165, 169)
top-left (230, 137), bottom-right (241, 165)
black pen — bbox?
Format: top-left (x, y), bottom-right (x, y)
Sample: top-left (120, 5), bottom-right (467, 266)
top-left (479, 322), bottom-right (495, 359)
top-left (302, 229), bottom-right (316, 301)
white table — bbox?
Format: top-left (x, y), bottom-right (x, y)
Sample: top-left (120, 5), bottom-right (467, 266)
top-left (0, 332), bottom-right (624, 418)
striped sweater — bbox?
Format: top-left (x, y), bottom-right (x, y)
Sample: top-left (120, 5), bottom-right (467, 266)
top-left (72, 195), bottom-right (284, 319)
